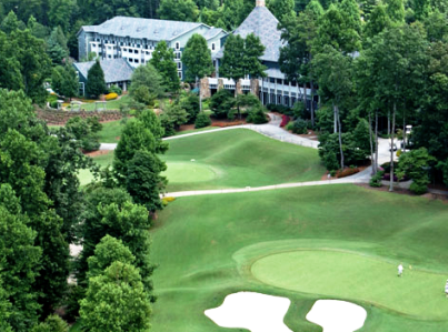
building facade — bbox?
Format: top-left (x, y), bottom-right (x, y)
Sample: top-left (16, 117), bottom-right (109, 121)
top-left (78, 17), bottom-right (226, 81)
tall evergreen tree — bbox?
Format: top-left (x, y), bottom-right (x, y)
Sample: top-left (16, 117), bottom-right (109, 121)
top-left (182, 33), bottom-right (214, 83)
top-left (86, 60), bottom-right (106, 98)
top-left (149, 40), bottom-right (180, 93)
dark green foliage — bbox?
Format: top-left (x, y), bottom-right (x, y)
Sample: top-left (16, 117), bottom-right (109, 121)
top-left (160, 115), bottom-right (176, 137)
top-left (110, 85), bottom-right (122, 95)
top-left (126, 150), bottom-right (167, 213)
top-left (246, 106), bottom-right (268, 124)
top-left (80, 262), bottom-right (152, 332)
top-left (86, 60), bottom-right (106, 98)
top-left (267, 0), bottom-right (295, 23)
top-left (397, 148), bottom-right (435, 194)
top-left (31, 314), bottom-right (69, 332)
top-left (291, 118), bottom-right (309, 134)
top-left (47, 26), bottom-right (69, 64)
top-left (149, 41), bottom-right (180, 93)
top-left (180, 92), bottom-right (200, 123)
top-left (129, 64), bottom-right (164, 106)
top-left (195, 112), bottom-right (212, 129)
top-left (324, 150), bottom-right (340, 171)
top-left (370, 171), bottom-right (385, 187)
top-left (66, 116), bottom-right (101, 152)
top-left (138, 110), bottom-right (169, 153)
top-left (87, 235), bottom-right (136, 279)
top-left (0, 185), bottom-right (41, 332)
top-left (182, 34), bottom-right (214, 83)
top-left (210, 89), bottom-right (235, 118)
top-left (162, 102), bottom-right (190, 129)
top-left (158, 0), bottom-right (199, 21)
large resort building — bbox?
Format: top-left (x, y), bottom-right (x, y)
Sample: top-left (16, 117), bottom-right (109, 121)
top-left (77, 0), bottom-right (315, 108)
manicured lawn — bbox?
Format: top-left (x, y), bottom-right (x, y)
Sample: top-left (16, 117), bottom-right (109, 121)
top-left (97, 119), bottom-right (126, 143)
top-left (151, 185), bottom-right (448, 331)
top-left (78, 152), bottom-right (114, 186)
top-left (174, 126), bottom-right (218, 136)
top-left (161, 129), bottom-right (325, 192)
top-left (82, 129), bottom-right (324, 191)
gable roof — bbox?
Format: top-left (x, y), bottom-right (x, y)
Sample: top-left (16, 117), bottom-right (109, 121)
top-left (79, 16), bottom-right (204, 41)
top-left (73, 58), bottom-right (134, 83)
top-left (215, 6), bottom-right (285, 62)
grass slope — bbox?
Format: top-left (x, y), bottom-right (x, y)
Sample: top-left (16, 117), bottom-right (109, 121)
top-left (161, 129), bottom-right (324, 192)
top-left (151, 185), bottom-right (448, 332)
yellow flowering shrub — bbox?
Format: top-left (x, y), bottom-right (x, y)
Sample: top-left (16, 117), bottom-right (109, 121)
top-left (105, 93), bottom-right (118, 101)
top-left (162, 197), bottom-right (176, 206)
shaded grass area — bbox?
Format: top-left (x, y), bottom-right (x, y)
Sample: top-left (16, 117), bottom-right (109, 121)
top-left (151, 185), bottom-right (448, 331)
top-left (161, 129), bottom-right (325, 192)
top-left (97, 120), bottom-right (126, 143)
top-left (78, 152), bottom-right (114, 186)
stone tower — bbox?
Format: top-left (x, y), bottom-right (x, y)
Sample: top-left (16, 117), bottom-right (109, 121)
top-left (256, 0), bottom-right (266, 7)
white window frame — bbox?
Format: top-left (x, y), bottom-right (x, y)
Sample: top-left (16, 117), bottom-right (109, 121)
top-left (175, 42), bottom-right (180, 50)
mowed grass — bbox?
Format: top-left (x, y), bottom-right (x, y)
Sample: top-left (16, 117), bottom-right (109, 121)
top-left (97, 120), bottom-right (126, 143)
top-left (151, 185), bottom-right (448, 332)
top-left (78, 152), bottom-right (114, 186)
top-left (81, 95), bottom-right (131, 111)
top-left (252, 250), bottom-right (448, 319)
top-left (161, 129), bottom-right (325, 192)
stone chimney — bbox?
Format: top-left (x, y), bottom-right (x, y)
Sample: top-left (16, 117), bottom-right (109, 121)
top-left (256, 0), bottom-right (266, 7)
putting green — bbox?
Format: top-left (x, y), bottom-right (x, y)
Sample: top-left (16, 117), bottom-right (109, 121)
top-left (251, 250), bottom-right (448, 319)
top-left (162, 162), bottom-right (219, 183)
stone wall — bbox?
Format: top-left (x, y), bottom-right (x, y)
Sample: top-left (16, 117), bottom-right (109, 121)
top-left (36, 108), bottom-right (124, 125)
top-left (200, 78), bottom-right (211, 99)
top-left (250, 79), bottom-right (260, 97)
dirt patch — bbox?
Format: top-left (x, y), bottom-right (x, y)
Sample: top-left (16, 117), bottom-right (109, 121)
top-left (84, 150), bottom-right (112, 158)
top-left (178, 124), bottom-right (196, 132)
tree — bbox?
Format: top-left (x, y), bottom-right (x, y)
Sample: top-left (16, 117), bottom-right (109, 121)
top-left (80, 262), bottom-right (152, 332)
top-left (158, 0), bottom-right (199, 21)
top-left (126, 150), bottom-right (167, 213)
top-left (359, 25), bottom-right (428, 191)
top-left (397, 148), bottom-right (435, 194)
top-left (182, 33), bottom-right (214, 111)
top-left (339, 0), bottom-right (361, 34)
top-left (0, 185), bottom-right (41, 332)
top-left (0, 31), bottom-right (23, 91)
top-left (31, 314), bottom-right (69, 332)
top-left (52, 63), bottom-right (78, 99)
top-left (129, 64), bottom-right (164, 105)
top-left (138, 109), bottom-right (169, 153)
top-left (315, 4), bottom-right (361, 53)
top-left (220, 33), bottom-right (266, 118)
top-left (48, 0), bottom-right (76, 32)
top-left (424, 10), bottom-right (448, 42)
top-left (313, 45), bottom-right (354, 169)
top-left (210, 89), bottom-right (235, 118)
top-left (180, 92), bottom-right (200, 123)
top-left (0, 11), bottom-right (22, 34)
top-left (113, 119), bottom-right (157, 185)
top-left (267, 0), bottom-right (295, 23)
top-left (149, 40), bottom-right (180, 93)
top-left (412, 0), bottom-right (430, 20)
top-left (86, 60), bottom-right (106, 98)
top-left (162, 102), bottom-right (190, 129)
top-left (47, 26), bottom-right (69, 64)
top-left (279, 1), bottom-right (323, 125)
top-left (10, 29), bottom-right (51, 104)
top-left (87, 235), bottom-right (135, 279)
top-left (384, 0), bottom-right (405, 22)
top-left (363, 4), bottom-right (391, 40)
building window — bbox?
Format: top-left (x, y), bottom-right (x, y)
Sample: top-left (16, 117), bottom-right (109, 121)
top-left (134, 49), bottom-right (139, 54)
top-left (108, 55), bottom-right (111, 59)
top-left (129, 58), bottom-right (133, 62)
top-left (135, 59), bottom-right (139, 64)
top-left (211, 43), bottom-right (216, 51)
top-left (174, 51), bottom-right (181, 60)
top-left (177, 62), bottom-right (182, 70)
top-left (175, 42), bottom-right (180, 50)
top-left (178, 71), bottom-right (182, 79)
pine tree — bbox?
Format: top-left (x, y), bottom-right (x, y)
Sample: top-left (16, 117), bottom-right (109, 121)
top-left (86, 60), bottom-right (106, 98)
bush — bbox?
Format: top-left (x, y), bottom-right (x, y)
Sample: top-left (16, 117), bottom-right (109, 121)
top-left (195, 112), bottom-right (212, 129)
top-left (87, 116), bottom-right (103, 133)
top-left (266, 104), bottom-right (290, 115)
top-left (110, 85), bottom-right (122, 95)
top-left (81, 136), bottom-right (101, 152)
top-left (291, 118), bottom-right (309, 134)
top-left (180, 93), bottom-right (200, 123)
top-left (105, 92), bottom-right (118, 101)
top-left (410, 181), bottom-right (428, 195)
top-left (369, 171), bottom-right (384, 187)
top-left (210, 90), bottom-right (235, 118)
top-left (286, 122), bottom-right (294, 131)
top-left (227, 109), bottom-right (236, 121)
top-left (324, 150), bottom-right (339, 172)
top-left (50, 100), bottom-right (59, 109)
top-left (246, 106), bottom-right (268, 124)
top-left (162, 196), bottom-right (176, 206)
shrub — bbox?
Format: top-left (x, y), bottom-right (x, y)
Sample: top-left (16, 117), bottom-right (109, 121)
top-left (210, 90), bottom-right (234, 118)
top-left (195, 112), bottom-right (212, 129)
top-left (81, 137), bottom-right (101, 152)
top-left (162, 196), bottom-right (176, 206)
top-left (323, 150), bottom-right (339, 172)
top-left (369, 171), bottom-right (384, 187)
top-left (87, 116), bottom-right (103, 133)
top-left (227, 109), bottom-right (236, 121)
top-left (280, 115), bottom-right (290, 127)
top-left (410, 181), bottom-right (428, 195)
top-left (110, 85), bottom-right (122, 95)
top-left (50, 100), bottom-right (59, 109)
top-left (286, 122), bottom-right (294, 131)
top-left (291, 118), bottom-right (309, 134)
top-left (246, 106), bottom-right (268, 124)
top-left (105, 92), bottom-right (118, 101)
top-left (180, 93), bottom-right (200, 123)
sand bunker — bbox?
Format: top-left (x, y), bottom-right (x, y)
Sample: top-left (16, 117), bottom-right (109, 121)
top-left (307, 300), bottom-right (367, 332)
top-left (205, 292), bottom-right (292, 332)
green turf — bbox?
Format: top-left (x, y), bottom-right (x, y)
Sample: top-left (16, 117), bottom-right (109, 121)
top-left (151, 185), bottom-right (448, 331)
top-left (161, 129), bottom-right (325, 192)
top-left (174, 126), bottom-right (218, 136)
top-left (252, 250), bottom-right (448, 319)
top-left (78, 152), bottom-right (114, 186)
top-left (97, 120), bottom-right (126, 143)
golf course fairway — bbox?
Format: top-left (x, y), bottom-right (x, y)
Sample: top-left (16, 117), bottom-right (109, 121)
top-left (251, 250), bottom-right (448, 319)
top-left (162, 162), bottom-right (219, 183)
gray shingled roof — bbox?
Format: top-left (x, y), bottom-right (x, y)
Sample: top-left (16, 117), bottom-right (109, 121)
top-left (215, 6), bottom-right (285, 62)
top-left (202, 27), bottom-right (225, 40)
top-left (80, 16), bottom-right (203, 41)
top-left (74, 59), bottom-right (134, 83)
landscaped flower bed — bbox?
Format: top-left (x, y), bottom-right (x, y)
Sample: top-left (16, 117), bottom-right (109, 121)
top-left (212, 121), bottom-right (246, 128)
top-left (280, 115), bottom-right (290, 127)
top-left (105, 93), bottom-right (118, 101)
